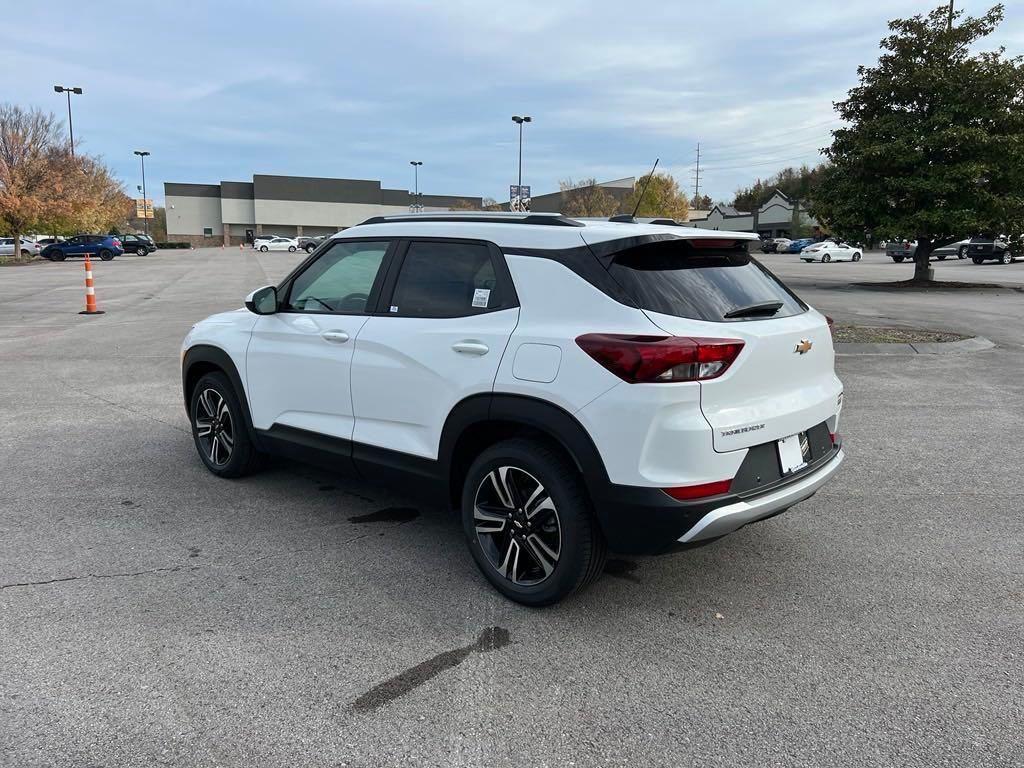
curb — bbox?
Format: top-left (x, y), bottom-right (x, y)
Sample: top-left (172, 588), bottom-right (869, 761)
top-left (835, 336), bottom-right (995, 356)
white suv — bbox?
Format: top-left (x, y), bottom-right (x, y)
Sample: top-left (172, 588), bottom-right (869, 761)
top-left (181, 213), bottom-right (845, 605)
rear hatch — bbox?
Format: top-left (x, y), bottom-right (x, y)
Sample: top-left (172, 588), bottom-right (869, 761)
top-left (596, 233), bottom-right (841, 452)
top-left (886, 242), bottom-right (914, 257)
top-left (968, 239), bottom-right (996, 256)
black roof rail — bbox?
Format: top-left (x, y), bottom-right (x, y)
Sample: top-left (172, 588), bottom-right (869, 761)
top-left (608, 214), bottom-right (635, 223)
top-left (648, 218), bottom-right (683, 226)
top-left (357, 213), bottom-right (585, 228)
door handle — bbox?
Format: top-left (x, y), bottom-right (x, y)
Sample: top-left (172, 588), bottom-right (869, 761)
top-left (452, 341), bottom-right (489, 356)
top-left (321, 330), bottom-right (350, 343)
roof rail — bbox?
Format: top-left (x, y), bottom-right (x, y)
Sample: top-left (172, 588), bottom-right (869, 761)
top-left (648, 218), bottom-right (683, 226)
top-left (357, 212), bottom-right (584, 228)
top-left (608, 214), bottom-right (635, 223)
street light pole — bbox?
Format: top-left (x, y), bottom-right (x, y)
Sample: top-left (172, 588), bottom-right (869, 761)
top-left (53, 85), bottom-right (83, 157)
top-left (511, 115), bottom-right (532, 210)
top-left (409, 161), bottom-right (423, 212)
top-left (134, 151), bottom-right (151, 236)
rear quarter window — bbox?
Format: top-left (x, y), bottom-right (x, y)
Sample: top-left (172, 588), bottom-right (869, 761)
top-left (606, 238), bottom-right (807, 322)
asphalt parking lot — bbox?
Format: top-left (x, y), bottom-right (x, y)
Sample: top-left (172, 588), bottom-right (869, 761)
top-left (1, 248), bottom-right (1022, 767)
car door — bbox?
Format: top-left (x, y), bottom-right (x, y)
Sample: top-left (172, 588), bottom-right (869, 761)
top-left (350, 238), bottom-right (519, 461)
top-left (245, 238), bottom-right (394, 444)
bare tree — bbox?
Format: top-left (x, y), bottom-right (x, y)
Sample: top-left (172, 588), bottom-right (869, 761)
top-left (559, 178), bottom-right (619, 217)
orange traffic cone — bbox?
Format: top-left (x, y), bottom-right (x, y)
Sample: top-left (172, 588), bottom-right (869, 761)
top-left (79, 254), bottom-right (104, 315)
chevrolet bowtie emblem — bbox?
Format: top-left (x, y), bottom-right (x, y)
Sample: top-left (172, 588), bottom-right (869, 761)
top-left (795, 339), bottom-right (813, 354)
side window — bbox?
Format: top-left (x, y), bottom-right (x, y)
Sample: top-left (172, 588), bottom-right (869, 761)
top-left (390, 241), bottom-right (508, 318)
top-left (284, 240), bottom-right (389, 314)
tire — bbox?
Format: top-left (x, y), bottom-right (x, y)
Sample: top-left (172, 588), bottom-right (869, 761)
top-left (304, 244), bottom-right (316, 253)
top-left (972, 257), bottom-right (983, 265)
top-left (958, 246), bottom-right (967, 259)
top-left (259, 245), bottom-right (268, 252)
top-left (852, 252), bottom-right (861, 262)
top-left (20, 249), bottom-right (30, 257)
top-left (98, 249), bottom-right (114, 261)
top-left (461, 438), bottom-right (607, 606)
top-left (288, 245), bottom-right (297, 252)
top-left (51, 251), bottom-right (66, 261)
top-left (892, 256), bottom-right (904, 263)
top-left (189, 372), bottom-right (259, 478)
top-left (822, 253), bottom-right (831, 263)
top-left (1001, 251), bottom-right (1012, 265)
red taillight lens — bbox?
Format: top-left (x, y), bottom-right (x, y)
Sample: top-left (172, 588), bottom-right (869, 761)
top-left (663, 479), bottom-right (732, 500)
top-left (575, 334), bottom-right (744, 383)
top-left (689, 238), bottom-right (739, 249)
top-left (113, 239), bottom-right (121, 246)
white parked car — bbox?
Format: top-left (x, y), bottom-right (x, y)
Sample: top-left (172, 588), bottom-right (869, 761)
top-left (801, 241), bottom-right (862, 263)
top-left (181, 213), bottom-right (845, 605)
top-left (256, 236), bottom-right (298, 253)
top-left (0, 237), bottom-right (41, 258)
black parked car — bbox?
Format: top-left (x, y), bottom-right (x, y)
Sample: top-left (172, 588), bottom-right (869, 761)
top-left (119, 234), bottom-right (156, 255)
top-left (297, 235), bottom-right (328, 253)
top-left (967, 237), bottom-right (1015, 265)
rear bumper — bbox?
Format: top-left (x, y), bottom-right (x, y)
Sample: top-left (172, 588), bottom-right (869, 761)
top-left (591, 443), bottom-right (844, 555)
top-left (678, 447), bottom-right (844, 543)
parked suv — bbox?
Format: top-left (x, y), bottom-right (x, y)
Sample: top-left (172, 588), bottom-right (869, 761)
top-left (967, 237), bottom-right (1015, 265)
top-left (119, 233), bottom-right (156, 256)
top-left (42, 234), bottom-right (123, 261)
top-left (181, 213), bottom-right (845, 605)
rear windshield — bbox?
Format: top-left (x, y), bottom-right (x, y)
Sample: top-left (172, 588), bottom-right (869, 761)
top-left (607, 238), bottom-right (807, 322)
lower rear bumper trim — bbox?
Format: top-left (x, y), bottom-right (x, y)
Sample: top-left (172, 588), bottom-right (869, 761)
top-left (677, 448), bottom-right (845, 543)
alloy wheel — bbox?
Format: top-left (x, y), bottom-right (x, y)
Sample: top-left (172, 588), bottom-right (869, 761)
top-left (474, 466), bottom-right (561, 586)
top-left (194, 388), bottom-right (234, 466)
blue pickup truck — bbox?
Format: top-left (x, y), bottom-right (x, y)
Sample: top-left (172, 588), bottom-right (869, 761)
top-left (41, 234), bottom-right (124, 261)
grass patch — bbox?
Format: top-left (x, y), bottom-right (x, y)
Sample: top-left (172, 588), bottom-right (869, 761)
top-left (833, 325), bottom-right (971, 344)
top-left (854, 279), bottom-right (1022, 292)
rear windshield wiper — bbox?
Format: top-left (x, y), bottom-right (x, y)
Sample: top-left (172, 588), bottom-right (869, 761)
top-left (723, 300), bottom-right (784, 319)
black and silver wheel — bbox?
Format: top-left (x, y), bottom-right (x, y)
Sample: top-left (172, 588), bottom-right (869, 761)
top-left (288, 245), bottom-right (297, 252)
top-left (99, 249), bottom-right (114, 261)
top-left (1001, 251), bottom-right (1012, 264)
top-left (462, 439), bottom-right (606, 606)
top-left (852, 252), bottom-right (861, 262)
top-left (822, 253), bottom-right (831, 263)
top-left (958, 246), bottom-right (967, 259)
top-left (189, 372), bottom-right (259, 478)
top-left (304, 244), bottom-right (316, 253)
top-left (972, 257), bottom-right (983, 264)
top-left (259, 245), bottom-right (268, 252)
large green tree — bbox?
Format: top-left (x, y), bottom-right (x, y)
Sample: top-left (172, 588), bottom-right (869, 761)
top-left (812, 4), bottom-right (1024, 282)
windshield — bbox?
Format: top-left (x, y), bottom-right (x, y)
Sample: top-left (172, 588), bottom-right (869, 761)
top-left (606, 238), bottom-right (807, 322)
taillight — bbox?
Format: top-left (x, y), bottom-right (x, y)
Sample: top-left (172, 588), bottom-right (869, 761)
top-left (575, 334), bottom-right (744, 383)
top-left (113, 239), bottom-right (121, 246)
top-left (689, 238), bottom-right (739, 249)
top-left (663, 479), bottom-right (732, 500)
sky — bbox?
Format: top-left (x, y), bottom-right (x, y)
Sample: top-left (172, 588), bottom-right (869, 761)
top-left (3, 0), bottom-right (1022, 206)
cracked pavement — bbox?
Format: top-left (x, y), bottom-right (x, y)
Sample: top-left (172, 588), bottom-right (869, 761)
top-left (1, 248), bottom-right (1022, 767)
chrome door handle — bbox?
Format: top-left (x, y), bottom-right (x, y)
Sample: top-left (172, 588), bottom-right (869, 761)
top-left (452, 341), bottom-right (489, 356)
top-left (321, 330), bottom-right (350, 343)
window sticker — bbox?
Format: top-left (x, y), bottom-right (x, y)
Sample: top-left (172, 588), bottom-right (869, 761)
top-left (472, 288), bottom-right (491, 308)
top-left (390, 305), bottom-right (399, 313)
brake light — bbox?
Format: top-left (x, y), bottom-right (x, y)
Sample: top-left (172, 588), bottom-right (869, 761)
top-left (663, 479), bottom-right (732, 500)
top-left (112, 239), bottom-right (121, 246)
top-left (689, 238), bottom-right (738, 249)
top-left (575, 334), bottom-right (744, 383)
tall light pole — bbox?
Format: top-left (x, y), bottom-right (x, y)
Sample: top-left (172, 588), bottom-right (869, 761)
top-left (409, 161), bottom-right (423, 212)
top-left (53, 85), bottom-right (83, 156)
top-left (134, 150), bottom-right (151, 236)
top-left (512, 116), bottom-right (532, 210)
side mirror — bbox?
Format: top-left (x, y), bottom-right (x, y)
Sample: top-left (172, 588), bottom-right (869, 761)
top-left (245, 285), bottom-right (278, 315)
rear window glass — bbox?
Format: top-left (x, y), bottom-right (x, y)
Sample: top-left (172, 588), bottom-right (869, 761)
top-left (607, 239), bottom-right (806, 322)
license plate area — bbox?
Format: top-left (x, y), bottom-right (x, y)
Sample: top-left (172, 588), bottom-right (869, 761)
top-left (777, 432), bottom-right (810, 475)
